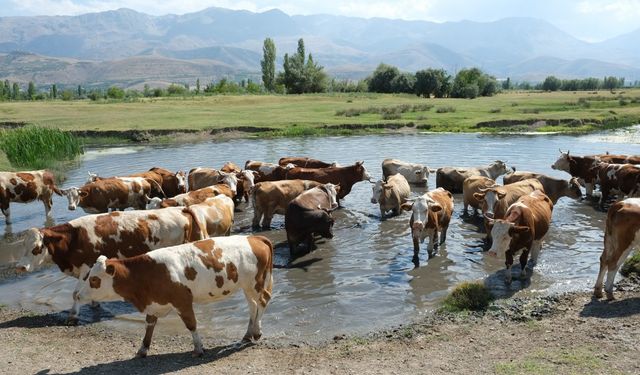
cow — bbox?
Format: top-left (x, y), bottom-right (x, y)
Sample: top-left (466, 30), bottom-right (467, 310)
top-left (0, 170), bottom-right (63, 224)
top-left (245, 160), bottom-right (294, 182)
top-left (146, 184), bottom-right (234, 209)
top-left (550, 150), bottom-right (614, 197)
top-left (187, 168), bottom-right (238, 194)
top-left (219, 163), bottom-right (257, 203)
top-left (187, 196), bottom-right (235, 237)
top-left (278, 157), bottom-right (337, 169)
top-left (87, 168), bottom-right (186, 198)
top-left (62, 177), bottom-right (162, 214)
top-left (220, 162), bottom-right (241, 174)
top-left (436, 160), bottom-right (509, 193)
top-left (251, 179), bottom-right (322, 229)
top-left (381, 158), bottom-right (434, 185)
top-left (371, 173), bottom-right (411, 218)
top-left (76, 235), bottom-right (273, 357)
top-left (284, 161), bottom-right (372, 201)
top-left (15, 207), bottom-right (205, 321)
top-left (485, 190), bottom-right (554, 284)
top-left (590, 161), bottom-right (640, 209)
top-left (462, 176), bottom-right (496, 216)
top-left (473, 179), bottom-right (544, 238)
top-left (594, 198), bottom-right (640, 300)
top-left (401, 188), bottom-right (454, 264)
top-left (504, 171), bottom-right (582, 204)
top-left (285, 183), bottom-right (339, 256)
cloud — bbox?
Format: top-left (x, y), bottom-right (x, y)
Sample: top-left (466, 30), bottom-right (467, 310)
top-left (577, 0), bottom-right (640, 19)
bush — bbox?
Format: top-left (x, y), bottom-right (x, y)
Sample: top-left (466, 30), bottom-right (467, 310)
top-left (441, 282), bottom-right (493, 312)
top-left (621, 251), bottom-right (640, 277)
top-left (381, 112), bottom-right (401, 120)
top-left (107, 86), bottom-right (125, 99)
top-left (0, 126), bottom-right (83, 169)
top-left (61, 90), bottom-right (74, 101)
top-left (489, 108), bottom-right (501, 113)
top-left (436, 106), bottom-right (456, 113)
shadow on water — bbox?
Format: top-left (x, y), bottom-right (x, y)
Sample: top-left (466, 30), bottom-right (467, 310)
top-left (55, 342), bottom-right (253, 375)
top-left (580, 297), bottom-right (640, 319)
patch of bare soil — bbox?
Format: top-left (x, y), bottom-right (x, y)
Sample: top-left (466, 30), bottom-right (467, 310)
top-left (1, 279), bottom-right (639, 375)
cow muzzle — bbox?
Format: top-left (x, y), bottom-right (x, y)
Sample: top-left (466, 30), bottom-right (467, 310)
top-left (370, 198), bottom-right (378, 204)
top-left (68, 205), bottom-right (76, 211)
top-left (412, 222), bottom-right (424, 233)
top-left (16, 264), bottom-right (30, 273)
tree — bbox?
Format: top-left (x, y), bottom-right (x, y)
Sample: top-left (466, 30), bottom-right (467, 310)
top-left (391, 72), bottom-right (415, 94)
top-left (27, 81), bottom-right (36, 100)
top-left (542, 76), bottom-right (562, 91)
top-left (195, 78), bottom-right (201, 94)
top-left (106, 86), bottom-right (125, 99)
top-left (2, 80), bottom-right (9, 99)
top-left (368, 63), bottom-right (400, 93)
top-left (51, 84), bottom-right (58, 99)
top-left (304, 53), bottom-right (327, 93)
top-left (12, 82), bottom-right (19, 100)
top-left (77, 85), bottom-right (83, 98)
top-left (61, 89), bottom-right (74, 101)
top-left (279, 38), bottom-right (326, 94)
top-left (502, 77), bottom-right (511, 90)
top-left (261, 38), bottom-right (276, 92)
top-left (415, 68), bottom-right (450, 98)
top-left (451, 68), bottom-right (495, 98)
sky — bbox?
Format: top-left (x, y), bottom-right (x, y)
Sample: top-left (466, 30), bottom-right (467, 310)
top-left (2, 0), bottom-right (640, 42)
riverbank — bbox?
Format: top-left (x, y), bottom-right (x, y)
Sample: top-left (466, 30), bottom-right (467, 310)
top-left (1, 278), bottom-right (638, 374)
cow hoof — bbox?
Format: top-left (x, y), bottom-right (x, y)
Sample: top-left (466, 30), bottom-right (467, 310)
top-left (593, 288), bottom-right (603, 299)
top-left (606, 292), bottom-right (615, 301)
top-left (192, 349), bottom-right (204, 358)
top-left (136, 349), bottom-right (148, 358)
top-left (66, 316), bottom-right (79, 326)
top-left (252, 332), bottom-right (262, 341)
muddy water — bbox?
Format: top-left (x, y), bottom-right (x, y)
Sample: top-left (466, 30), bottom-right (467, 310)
top-left (0, 127), bottom-right (639, 344)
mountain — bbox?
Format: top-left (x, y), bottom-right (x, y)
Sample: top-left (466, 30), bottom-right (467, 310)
top-left (0, 7), bottom-right (639, 87)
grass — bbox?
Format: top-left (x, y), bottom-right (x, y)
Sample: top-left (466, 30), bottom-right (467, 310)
top-left (0, 125), bottom-right (83, 170)
top-left (0, 91), bottom-right (639, 139)
top-left (495, 347), bottom-right (610, 375)
top-left (621, 250), bottom-right (640, 277)
top-left (440, 282), bottom-right (494, 312)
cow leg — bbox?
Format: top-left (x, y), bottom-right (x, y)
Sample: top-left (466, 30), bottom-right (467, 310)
top-left (69, 265), bottom-right (93, 323)
top-left (380, 207), bottom-right (386, 219)
top-left (41, 193), bottom-right (53, 217)
top-left (519, 249), bottom-right (530, 280)
top-left (412, 235), bottom-right (420, 266)
top-left (136, 314), bottom-right (158, 358)
top-left (528, 240), bottom-right (543, 270)
top-left (505, 253), bottom-right (514, 284)
top-left (604, 242), bottom-right (637, 300)
top-left (242, 293), bottom-right (259, 342)
top-left (426, 229), bottom-right (437, 257)
top-left (1, 205), bottom-right (10, 225)
top-left (178, 308), bottom-right (203, 357)
top-left (585, 181), bottom-right (594, 197)
top-left (252, 207), bottom-right (262, 228)
top-left (463, 203), bottom-right (469, 216)
top-left (599, 186), bottom-right (609, 210)
top-left (594, 251), bottom-right (608, 299)
top-left (440, 226), bottom-right (449, 244)
top-left (262, 210), bottom-right (274, 229)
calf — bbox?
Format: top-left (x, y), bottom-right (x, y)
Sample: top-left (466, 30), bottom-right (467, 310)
top-left (147, 184), bottom-right (234, 209)
top-left (0, 170), bottom-right (63, 224)
top-left (187, 168), bottom-right (238, 194)
top-left (285, 161), bottom-right (372, 201)
top-left (462, 176), bottom-right (496, 216)
top-left (382, 158), bottom-right (434, 185)
top-left (252, 179), bottom-right (322, 228)
top-left (279, 157), bottom-right (337, 169)
top-left (16, 207), bottom-right (205, 321)
top-left (591, 161), bottom-right (640, 209)
top-left (436, 160), bottom-right (509, 193)
top-left (371, 173), bottom-right (411, 218)
top-left (76, 235), bottom-right (273, 357)
top-left (485, 190), bottom-right (554, 283)
top-left (401, 188), bottom-right (454, 263)
top-left (504, 171), bottom-right (582, 204)
top-left (62, 177), bottom-right (160, 213)
top-left (285, 183), bottom-right (339, 256)
top-left (594, 198), bottom-right (640, 300)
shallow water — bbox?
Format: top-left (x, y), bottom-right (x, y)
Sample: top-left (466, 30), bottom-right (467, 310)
top-left (0, 127), bottom-right (638, 344)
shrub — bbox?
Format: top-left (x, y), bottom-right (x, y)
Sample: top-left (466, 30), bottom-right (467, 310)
top-left (0, 126), bottom-right (83, 169)
top-left (489, 108), bottom-right (501, 113)
top-left (621, 251), bottom-right (640, 277)
top-left (381, 112), bottom-right (401, 120)
top-left (436, 106), bottom-right (456, 113)
top-left (441, 282), bottom-right (493, 312)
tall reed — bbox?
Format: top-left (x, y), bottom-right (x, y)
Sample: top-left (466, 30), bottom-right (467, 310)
top-left (0, 125), bottom-right (83, 170)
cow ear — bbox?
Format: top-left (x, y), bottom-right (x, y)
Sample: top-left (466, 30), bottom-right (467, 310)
top-left (356, 160), bottom-right (364, 165)
top-left (429, 203), bottom-right (442, 212)
top-left (473, 192), bottom-right (485, 201)
top-left (79, 190), bottom-right (89, 198)
top-left (509, 226), bottom-right (529, 235)
top-left (497, 191), bottom-right (507, 199)
top-left (400, 202), bottom-right (413, 211)
top-left (105, 263), bottom-right (116, 276)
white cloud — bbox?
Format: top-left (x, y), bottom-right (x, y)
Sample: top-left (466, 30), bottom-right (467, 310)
top-left (577, 0), bottom-right (640, 19)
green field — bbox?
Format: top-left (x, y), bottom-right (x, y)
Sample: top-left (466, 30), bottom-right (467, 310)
top-left (1, 90), bottom-right (640, 136)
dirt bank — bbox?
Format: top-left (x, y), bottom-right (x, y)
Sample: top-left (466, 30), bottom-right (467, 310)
top-left (1, 278), bottom-right (638, 375)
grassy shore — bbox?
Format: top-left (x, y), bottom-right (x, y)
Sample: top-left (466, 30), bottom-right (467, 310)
top-left (1, 90), bottom-right (639, 138)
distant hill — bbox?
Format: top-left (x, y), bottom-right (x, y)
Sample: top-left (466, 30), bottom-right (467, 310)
top-left (0, 7), bottom-right (639, 87)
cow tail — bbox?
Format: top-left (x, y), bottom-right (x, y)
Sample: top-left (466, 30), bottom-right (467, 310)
top-left (182, 207), bottom-right (208, 241)
top-left (146, 178), bottom-right (166, 198)
top-left (259, 236), bottom-right (274, 307)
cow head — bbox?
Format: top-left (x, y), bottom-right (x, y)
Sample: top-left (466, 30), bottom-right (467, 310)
top-left (86, 171), bottom-right (99, 184)
top-left (146, 197), bottom-right (163, 210)
top-left (473, 186), bottom-right (504, 216)
top-left (485, 213), bottom-right (530, 258)
top-left (415, 165), bottom-right (430, 183)
top-left (551, 149), bottom-right (571, 172)
top-left (401, 195), bottom-right (441, 236)
top-left (16, 228), bottom-right (50, 273)
top-left (315, 210), bottom-right (336, 239)
top-left (355, 161), bottom-right (372, 181)
top-left (218, 172), bottom-right (238, 194)
top-left (567, 177), bottom-right (583, 200)
top-left (237, 170), bottom-right (258, 193)
top-left (322, 183), bottom-right (339, 210)
top-left (61, 187), bottom-right (87, 211)
top-left (175, 171), bottom-right (187, 194)
top-left (489, 160), bottom-right (510, 178)
top-left (371, 180), bottom-right (384, 204)
top-left (76, 255), bottom-right (122, 304)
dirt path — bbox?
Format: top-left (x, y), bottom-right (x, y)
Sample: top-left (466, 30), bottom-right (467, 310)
top-left (1, 280), bottom-right (639, 375)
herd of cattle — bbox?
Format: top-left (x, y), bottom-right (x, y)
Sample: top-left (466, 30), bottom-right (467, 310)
top-left (0, 151), bottom-right (639, 357)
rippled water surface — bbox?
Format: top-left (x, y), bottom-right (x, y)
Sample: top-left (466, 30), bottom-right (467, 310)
top-left (0, 128), bottom-right (638, 344)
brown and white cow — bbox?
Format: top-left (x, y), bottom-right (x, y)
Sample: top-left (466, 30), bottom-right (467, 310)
top-left (187, 168), bottom-right (238, 194)
top-left (245, 160), bottom-right (294, 182)
top-left (284, 161), bottom-right (372, 201)
top-left (590, 161), bottom-right (640, 209)
top-left (87, 167), bottom-right (185, 198)
top-left (76, 235), bottom-right (273, 357)
top-left (16, 207), bottom-right (205, 321)
top-left (221, 162), bottom-right (241, 174)
top-left (187, 196), bottom-right (235, 237)
top-left (462, 176), bottom-right (496, 216)
top-left (504, 171), bottom-right (582, 204)
top-left (382, 158), bottom-right (434, 185)
top-left (485, 190), bottom-right (554, 284)
top-left (147, 184), bottom-right (235, 209)
top-left (285, 183), bottom-right (339, 256)
top-left (550, 150), bottom-right (614, 197)
top-left (371, 173), bottom-right (411, 218)
top-left (63, 177), bottom-right (161, 213)
top-left (473, 178), bottom-right (544, 237)
top-left (278, 157), bottom-right (337, 169)
top-left (0, 170), bottom-right (63, 224)
top-left (401, 188), bottom-right (454, 263)
top-left (220, 162), bottom-right (258, 203)
top-left (436, 160), bottom-right (509, 193)
top-left (251, 179), bottom-right (322, 228)
top-left (594, 198), bottom-right (640, 300)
